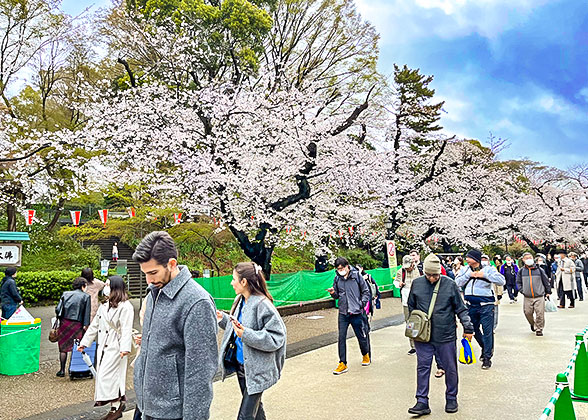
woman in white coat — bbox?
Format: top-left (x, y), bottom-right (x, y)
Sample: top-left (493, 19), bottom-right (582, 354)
top-left (78, 276), bottom-right (134, 420)
top-left (556, 250), bottom-right (577, 309)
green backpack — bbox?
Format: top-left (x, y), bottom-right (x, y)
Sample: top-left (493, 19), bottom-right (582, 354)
top-left (405, 280), bottom-right (440, 343)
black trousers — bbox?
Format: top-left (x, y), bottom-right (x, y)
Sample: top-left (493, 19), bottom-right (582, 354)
top-left (338, 313), bottom-right (370, 364)
top-left (237, 364), bottom-right (266, 420)
top-left (560, 290), bottom-right (575, 307)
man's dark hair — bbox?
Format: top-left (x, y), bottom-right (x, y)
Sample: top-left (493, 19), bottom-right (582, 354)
top-left (334, 257), bottom-right (349, 268)
top-left (133, 231), bottom-right (178, 266)
top-left (4, 267), bottom-right (17, 276)
top-left (73, 277), bottom-right (87, 290)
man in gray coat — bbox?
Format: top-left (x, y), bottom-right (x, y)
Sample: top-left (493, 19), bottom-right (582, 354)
top-left (132, 231), bottom-right (218, 420)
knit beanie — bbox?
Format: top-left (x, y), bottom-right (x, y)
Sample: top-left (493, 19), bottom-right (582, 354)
top-left (466, 249), bottom-right (482, 264)
top-left (423, 254), bottom-right (441, 275)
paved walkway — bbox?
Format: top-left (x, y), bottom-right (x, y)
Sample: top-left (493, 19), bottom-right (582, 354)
top-left (122, 299), bottom-right (588, 420)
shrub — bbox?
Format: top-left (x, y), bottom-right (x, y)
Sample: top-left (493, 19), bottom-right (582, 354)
top-left (0, 270), bottom-right (110, 305)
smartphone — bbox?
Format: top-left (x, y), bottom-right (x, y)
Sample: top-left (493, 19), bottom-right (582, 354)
top-left (229, 314), bottom-right (240, 324)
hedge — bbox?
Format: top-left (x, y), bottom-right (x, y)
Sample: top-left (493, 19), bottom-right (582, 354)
top-left (0, 270), bottom-right (110, 305)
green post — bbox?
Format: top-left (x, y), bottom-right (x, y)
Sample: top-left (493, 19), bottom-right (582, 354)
top-left (573, 334), bottom-right (588, 400)
top-left (555, 373), bottom-right (576, 420)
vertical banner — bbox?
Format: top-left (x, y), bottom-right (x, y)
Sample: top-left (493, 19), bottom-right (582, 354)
top-left (174, 213), bottom-right (183, 224)
top-left (127, 207), bottom-right (136, 218)
top-left (98, 209), bottom-right (109, 227)
top-left (386, 240), bottom-right (398, 282)
top-left (70, 210), bottom-right (82, 226)
top-left (24, 209), bottom-right (35, 226)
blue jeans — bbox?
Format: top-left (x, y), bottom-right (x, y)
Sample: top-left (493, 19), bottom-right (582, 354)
top-left (338, 313), bottom-right (369, 364)
top-left (1, 303), bottom-right (17, 320)
top-left (467, 304), bottom-right (495, 360)
top-left (415, 341), bottom-right (458, 404)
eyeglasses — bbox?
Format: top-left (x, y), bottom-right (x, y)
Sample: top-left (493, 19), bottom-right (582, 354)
top-left (425, 273), bottom-right (440, 280)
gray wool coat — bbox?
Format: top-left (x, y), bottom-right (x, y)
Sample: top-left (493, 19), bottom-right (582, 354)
top-left (133, 266), bottom-right (218, 420)
top-left (219, 294), bottom-right (287, 395)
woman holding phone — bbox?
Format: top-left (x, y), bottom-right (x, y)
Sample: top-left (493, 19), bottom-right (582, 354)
top-left (217, 262), bottom-right (287, 420)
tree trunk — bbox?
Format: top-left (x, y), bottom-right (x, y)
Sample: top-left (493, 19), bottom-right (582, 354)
top-left (46, 198), bottom-right (66, 231)
top-left (6, 203), bottom-right (17, 231)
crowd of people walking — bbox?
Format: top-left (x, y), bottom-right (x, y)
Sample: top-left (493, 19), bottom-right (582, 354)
top-left (3, 232), bottom-right (587, 419)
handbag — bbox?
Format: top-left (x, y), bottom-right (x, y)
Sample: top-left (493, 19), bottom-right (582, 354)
top-left (49, 297), bottom-right (65, 342)
top-left (405, 280), bottom-right (440, 343)
top-left (458, 337), bottom-right (477, 365)
top-left (49, 317), bottom-right (61, 342)
top-left (223, 333), bottom-right (238, 372)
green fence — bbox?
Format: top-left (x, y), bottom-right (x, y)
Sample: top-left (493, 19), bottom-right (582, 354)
top-left (539, 328), bottom-right (588, 419)
top-left (196, 267), bottom-right (401, 311)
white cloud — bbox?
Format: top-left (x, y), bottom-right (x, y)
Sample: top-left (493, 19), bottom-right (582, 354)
top-left (355, 0), bottom-right (553, 44)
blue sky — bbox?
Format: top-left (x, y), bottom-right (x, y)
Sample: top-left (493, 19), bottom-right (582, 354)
top-left (61, 0), bottom-right (588, 169)
top-left (354, 0), bottom-right (588, 168)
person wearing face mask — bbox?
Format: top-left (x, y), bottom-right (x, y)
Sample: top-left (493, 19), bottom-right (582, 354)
top-left (456, 249), bottom-right (505, 370)
top-left (500, 255), bottom-right (519, 304)
top-left (556, 250), bottom-right (576, 309)
top-left (536, 254), bottom-right (551, 278)
top-left (395, 255), bottom-right (420, 355)
top-left (569, 252), bottom-right (585, 301)
top-left (132, 231), bottom-right (218, 420)
top-left (328, 256), bottom-right (371, 375)
top-left (516, 252), bottom-right (551, 336)
top-left (481, 255), bottom-right (503, 331)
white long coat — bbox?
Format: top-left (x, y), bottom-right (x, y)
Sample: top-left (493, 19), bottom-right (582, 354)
top-left (80, 300), bottom-right (134, 403)
top-left (556, 258), bottom-right (576, 292)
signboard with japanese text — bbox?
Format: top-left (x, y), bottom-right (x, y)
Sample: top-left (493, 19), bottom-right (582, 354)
top-left (0, 243), bottom-right (22, 266)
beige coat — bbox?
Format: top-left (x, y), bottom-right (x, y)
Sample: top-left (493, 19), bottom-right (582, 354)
top-left (556, 258), bottom-right (576, 292)
top-left (80, 300), bottom-right (134, 403)
top-left (85, 280), bottom-right (106, 321)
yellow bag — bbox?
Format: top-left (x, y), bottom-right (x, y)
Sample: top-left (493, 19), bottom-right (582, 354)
top-left (459, 338), bottom-right (476, 364)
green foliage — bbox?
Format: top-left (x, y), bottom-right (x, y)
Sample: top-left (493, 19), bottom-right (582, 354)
top-left (20, 227), bottom-right (101, 272)
top-left (337, 247), bottom-right (380, 270)
top-left (0, 270), bottom-right (110, 304)
top-left (392, 64), bottom-right (445, 150)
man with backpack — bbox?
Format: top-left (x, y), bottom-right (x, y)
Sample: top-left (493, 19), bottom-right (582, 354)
top-left (407, 254), bottom-right (474, 415)
top-left (328, 257), bottom-right (371, 375)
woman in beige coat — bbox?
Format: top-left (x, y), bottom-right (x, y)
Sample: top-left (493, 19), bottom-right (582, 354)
top-left (556, 251), bottom-right (576, 308)
top-left (79, 276), bottom-right (134, 420)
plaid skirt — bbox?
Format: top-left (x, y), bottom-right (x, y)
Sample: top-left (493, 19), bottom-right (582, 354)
top-left (57, 318), bottom-right (84, 353)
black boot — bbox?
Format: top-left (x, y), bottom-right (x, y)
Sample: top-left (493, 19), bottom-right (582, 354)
top-left (408, 402), bottom-right (431, 416)
top-left (445, 400), bottom-right (458, 413)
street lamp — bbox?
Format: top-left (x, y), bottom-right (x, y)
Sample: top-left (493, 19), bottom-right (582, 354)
top-left (384, 219), bottom-right (393, 240)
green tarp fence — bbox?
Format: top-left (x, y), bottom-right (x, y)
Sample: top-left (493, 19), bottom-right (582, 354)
top-left (0, 321), bottom-right (41, 375)
top-left (197, 266), bottom-right (401, 311)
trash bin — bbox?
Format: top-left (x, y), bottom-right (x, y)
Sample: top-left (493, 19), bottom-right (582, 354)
top-left (0, 320), bottom-right (42, 375)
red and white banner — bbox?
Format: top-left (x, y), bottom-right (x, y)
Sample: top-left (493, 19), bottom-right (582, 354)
top-left (127, 207), bottom-right (136, 218)
top-left (174, 213), bottom-right (183, 224)
top-left (24, 209), bottom-right (35, 226)
top-left (70, 210), bottom-right (82, 226)
top-left (98, 209), bottom-right (108, 227)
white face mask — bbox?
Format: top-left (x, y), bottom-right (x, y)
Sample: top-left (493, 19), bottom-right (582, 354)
top-left (524, 258), bottom-right (534, 266)
top-left (103, 285), bottom-right (110, 296)
top-left (481, 261), bottom-right (489, 267)
top-left (506, 261), bottom-right (512, 265)
top-left (337, 270), bottom-right (346, 277)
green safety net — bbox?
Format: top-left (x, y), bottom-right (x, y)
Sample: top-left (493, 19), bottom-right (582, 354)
top-left (0, 321), bottom-right (41, 375)
top-left (196, 266), bottom-right (401, 311)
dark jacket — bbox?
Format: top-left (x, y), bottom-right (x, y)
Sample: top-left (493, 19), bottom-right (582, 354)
top-left (500, 264), bottom-right (519, 284)
top-left (516, 265), bottom-right (551, 298)
top-left (56, 289), bottom-right (91, 326)
top-left (1, 276), bottom-right (22, 306)
top-left (408, 275), bottom-right (474, 344)
top-left (330, 268), bottom-right (370, 315)
top-left (134, 266), bottom-right (218, 420)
